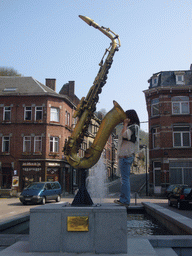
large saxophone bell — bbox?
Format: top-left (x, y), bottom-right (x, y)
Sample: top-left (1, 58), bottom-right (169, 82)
top-left (67, 100), bottom-right (126, 169)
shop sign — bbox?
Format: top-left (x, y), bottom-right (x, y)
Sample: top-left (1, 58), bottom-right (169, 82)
top-left (22, 167), bottom-right (41, 172)
top-left (12, 176), bottom-right (19, 187)
top-left (48, 163), bottom-right (60, 167)
top-left (22, 162), bottom-right (41, 166)
top-left (47, 168), bottom-right (58, 174)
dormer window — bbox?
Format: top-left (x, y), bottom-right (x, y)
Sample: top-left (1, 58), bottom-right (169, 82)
top-left (152, 77), bottom-right (158, 87)
top-left (3, 87), bottom-right (17, 92)
top-left (175, 73), bottom-right (185, 85)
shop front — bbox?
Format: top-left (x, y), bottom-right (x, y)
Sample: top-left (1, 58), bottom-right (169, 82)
top-left (20, 161), bottom-right (43, 189)
top-left (0, 162), bottom-right (17, 196)
top-left (62, 163), bottom-right (75, 195)
top-left (1, 166), bottom-right (12, 189)
top-left (20, 160), bottom-right (75, 195)
top-left (46, 162), bottom-right (60, 182)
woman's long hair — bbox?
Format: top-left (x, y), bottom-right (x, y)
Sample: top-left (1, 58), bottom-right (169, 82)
top-left (125, 109), bottom-right (140, 126)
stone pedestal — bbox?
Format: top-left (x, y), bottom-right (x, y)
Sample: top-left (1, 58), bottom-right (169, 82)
top-left (30, 203), bottom-right (127, 254)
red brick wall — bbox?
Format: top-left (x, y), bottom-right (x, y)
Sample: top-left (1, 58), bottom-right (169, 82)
top-left (0, 94), bottom-right (74, 191)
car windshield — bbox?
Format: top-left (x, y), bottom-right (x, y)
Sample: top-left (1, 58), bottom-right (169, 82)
top-left (184, 188), bottom-right (192, 194)
top-left (26, 183), bottom-right (44, 190)
top-left (167, 185), bottom-right (175, 191)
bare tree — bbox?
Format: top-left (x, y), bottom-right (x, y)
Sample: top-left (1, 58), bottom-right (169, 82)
top-left (0, 67), bottom-right (21, 76)
top-left (95, 108), bottom-right (107, 120)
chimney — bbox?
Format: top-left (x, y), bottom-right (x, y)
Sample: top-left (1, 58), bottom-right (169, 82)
top-left (190, 64), bottom-right (192, 71)
top-left (46, 79), bottom-right (56, 91)
top-left (68, 81), bottom-right (75, 96)
top-left (59, 81), bottom-right (75, 96)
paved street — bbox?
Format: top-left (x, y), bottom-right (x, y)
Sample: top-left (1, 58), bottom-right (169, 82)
top-left (0, 173), bottom-right (192, 223)
top-left (0, 194), bottom-right (192, 224)
top-left (108, 172), bottom-right (147, 196)
top-left (0, 197), bottom-right (74, 223)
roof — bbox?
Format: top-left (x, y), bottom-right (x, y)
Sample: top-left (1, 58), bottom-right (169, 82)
top-left (0, 76), bottom-right (76, 107)
top-left (0, 76), bottom-right (59, 96)
top-left (147, 70), bottom-right (192, 89)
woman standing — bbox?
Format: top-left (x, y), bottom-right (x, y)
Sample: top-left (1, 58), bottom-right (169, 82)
top-left (114, 109), bottom-right (140, 207)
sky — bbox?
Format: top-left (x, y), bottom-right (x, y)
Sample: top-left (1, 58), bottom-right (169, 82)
top-left (1, 0), bottom-right (192, 132)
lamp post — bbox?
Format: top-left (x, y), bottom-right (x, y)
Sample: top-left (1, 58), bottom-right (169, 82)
top-left (140, 145), bottom-right (148, 196)
top-left (111, 133), bottom-right (116, 181)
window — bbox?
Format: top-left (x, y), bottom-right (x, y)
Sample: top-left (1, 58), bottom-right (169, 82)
top-left (170, 161), bottom-right (192, 185)
top-left (50, 136), bottom-right (59, 152)
top-left (45, 183), bottom-right (52, 190)
top-left (176, 74), bottom-right (184, 85)
top-left (50, 107), bottom-right (59, 122)
top-left (172, 96), bottom-right (189, 115)
top-left (151, 98), bottom-right (159, 117)
top-left (23, 136), bottom-right (31, 152)
top-left (72, 117), bottom-right (77, 128)
top-left (24, 107), bottom-right (32, 121)
top-left (34, 136), bottom-right (42, 152)
top-left (88, 123), bottom-right (93, 134)
top-left (3, 87), bottom-right (17, 92)
top-left (73, 169), bottom-right (77, 185)
top-left (3, 107), bottom-right (11, 121)
top-left (2, 136), bottom-right (10, 152)
top-left (65, 111), bottom-right (70, 126)
top-left (152, 76), bottom-right (158, 87)
top-left (152, 127), bottom-right (160, 148)
top-left (173, 126), bottom-right (190, 147)
top-left (153, 161), bottom-right (161, 187)
top-left (94, 123), bottom-right (98, 135)
top-left (103, 148), bottom-right (106, 159)
top-left (35, 106), bottom-right (43, 121)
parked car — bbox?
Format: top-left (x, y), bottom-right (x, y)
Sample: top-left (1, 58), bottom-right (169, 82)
top-left (168, 185), bottom-right (192, 209)
top-left (165, 184), bottom-right (188, 198)
top-left (19, 182), bottom-right (62, 205)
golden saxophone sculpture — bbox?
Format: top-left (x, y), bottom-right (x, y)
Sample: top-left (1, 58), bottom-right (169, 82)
top-left (64, 15), bottom-right (126, 169)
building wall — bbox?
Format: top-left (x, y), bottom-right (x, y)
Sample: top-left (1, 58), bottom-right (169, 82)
top-left (144, 69), bottom-right (192, 195)
top-left (0, 94), bottom-right (74, 193)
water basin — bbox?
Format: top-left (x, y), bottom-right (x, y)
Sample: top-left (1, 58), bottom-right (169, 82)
top-left (1, 211), bottom-right (174, 236)
top-left (127, 213), bottom-right (174, 236)
top-left (0, 221), bottom-right (29, 234)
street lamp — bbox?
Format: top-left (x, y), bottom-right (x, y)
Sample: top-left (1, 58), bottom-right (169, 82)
top-left (140, 145), bottom-right (148, 196)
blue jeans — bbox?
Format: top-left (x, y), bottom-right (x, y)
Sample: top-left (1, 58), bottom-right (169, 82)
top-left (119, 156), bottom-right (134, 204)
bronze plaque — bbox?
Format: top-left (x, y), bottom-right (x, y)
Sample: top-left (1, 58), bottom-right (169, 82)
top-left (67, 216), bottom-right (89, 232)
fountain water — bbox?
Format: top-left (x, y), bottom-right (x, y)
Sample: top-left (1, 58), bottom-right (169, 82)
top-left (86, 155), bottom-right (108, 205)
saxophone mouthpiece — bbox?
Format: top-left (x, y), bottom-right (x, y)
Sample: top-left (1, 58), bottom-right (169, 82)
top-left (79, 15), bottom-right (99, 28)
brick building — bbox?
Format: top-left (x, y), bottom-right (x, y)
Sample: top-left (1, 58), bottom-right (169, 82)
top-left (0, 76), bottom-right (117, 196)
top-left (0, 77), bottom-right (78, 195)
top-left (144, 66), bottom-right (192, 195)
